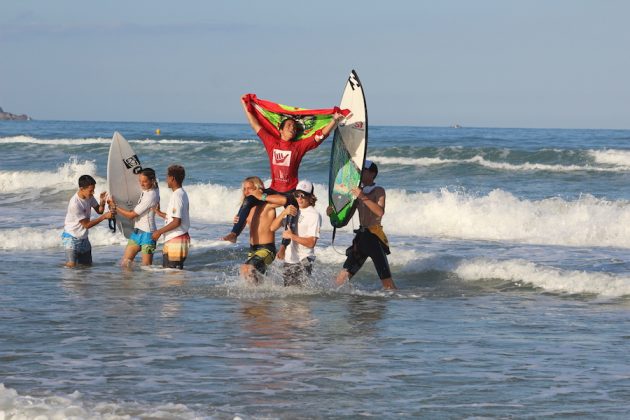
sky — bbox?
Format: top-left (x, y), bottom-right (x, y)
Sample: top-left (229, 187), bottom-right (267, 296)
top-left (1, 0), bottom-right (629, 128)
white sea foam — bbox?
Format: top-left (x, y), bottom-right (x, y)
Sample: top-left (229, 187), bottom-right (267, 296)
top-left (0, 135), bottom-right (254, 146)
top-left (368, 155), bottom-right (459, 167)
top-left (0, 135), bottom-right (112, 145)
top-left (0, 226), bottom-right (124, 250)
top-left (0, 383), bottom-right (200, 419)
top-left (455, 258), bottom-right (630, 297)
top-left (6, 167), bottom-right (630, 249)
top-left (215, 139), bottom-right (257, 144)
top-left (370, 154), bottom-right (623, 173)
top-left (132, 139), bottom-right (205, 144)
top-left (589, 149), bottom-right (630, 168)
top-left (382, 188), bottom-right (630, 248)
top-left (0, 158), bottom-right (101, 193)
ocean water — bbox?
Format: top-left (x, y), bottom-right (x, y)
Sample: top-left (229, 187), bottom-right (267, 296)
top-left (1, 120), bottom-right (630, 418)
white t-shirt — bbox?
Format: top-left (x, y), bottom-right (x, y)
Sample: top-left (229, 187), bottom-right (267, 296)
top-left (133, 188), bottom-right (159, 232)
top-left (284, 205), bottom-right (321, 264)
top-left (164, 187), bottom-right (190, 241)
top-left (64, 193), bottom-right (99, 239)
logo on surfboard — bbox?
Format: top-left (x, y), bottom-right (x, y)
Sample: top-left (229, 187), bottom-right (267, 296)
top-left (123, 155), bottom-right (142, 174)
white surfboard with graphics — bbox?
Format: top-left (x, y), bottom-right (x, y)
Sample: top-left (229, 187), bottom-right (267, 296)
top-left (107, 131), bottom-right (142, 238)
top-left (328, 70), bottom-right (368, 228)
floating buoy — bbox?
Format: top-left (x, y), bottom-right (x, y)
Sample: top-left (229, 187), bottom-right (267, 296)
top-left (155, 128), bottom-right (161, 136)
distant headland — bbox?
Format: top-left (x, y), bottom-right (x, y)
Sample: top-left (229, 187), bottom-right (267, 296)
top-left (0, 107), bottom-right (31, 121)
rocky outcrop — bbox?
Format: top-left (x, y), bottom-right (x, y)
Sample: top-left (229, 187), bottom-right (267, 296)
top-left (0, 107), bottom-right (31, 120)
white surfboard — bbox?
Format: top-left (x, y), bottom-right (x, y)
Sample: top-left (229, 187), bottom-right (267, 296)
top-left (107, 132), bottom-right (142, 238)
top-left (328, 70), bottom-right (368, 228)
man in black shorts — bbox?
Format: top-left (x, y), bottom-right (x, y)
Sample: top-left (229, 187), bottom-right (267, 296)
top-left (331, 160), bottom-right (397, 289)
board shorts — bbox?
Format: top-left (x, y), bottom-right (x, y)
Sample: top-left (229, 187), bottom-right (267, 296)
top-left (61, 231), bottom-right (92, 265)
top-left (245, 243), bottom-right (276, 274)
top-left (283, 257), bottom-right (314, 287)
top-left (128, 228), bottom-right (156, 255)
top-left (162, 233), bottom-right (190, 269)
top-left (343, 228), bottom-right (392, 280)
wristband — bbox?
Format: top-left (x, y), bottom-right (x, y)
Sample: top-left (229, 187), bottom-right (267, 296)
top-left (261, 193), bottom-right (267, 202)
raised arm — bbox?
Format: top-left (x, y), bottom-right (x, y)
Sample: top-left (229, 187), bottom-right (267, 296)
top-left (315, 112), bottom-right (345, 143)
top-left (79, 211), bottom-right (114, 230)
top-left (242, 95), bottom-right (262, 133)
top-left (92, 192), bottom-right (108, 215)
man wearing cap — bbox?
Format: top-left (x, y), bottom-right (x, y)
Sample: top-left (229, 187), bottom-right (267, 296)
top-left (270, 180), bottom-right (322, 286)
top-left (331, 160), bottom-right (397, 289)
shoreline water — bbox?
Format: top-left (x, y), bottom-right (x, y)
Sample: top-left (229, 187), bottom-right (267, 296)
top-left (1, 120), bottom-right (630, 417)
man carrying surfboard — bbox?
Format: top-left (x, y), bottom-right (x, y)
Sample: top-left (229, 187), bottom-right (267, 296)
top-left (330, 161), bottom-right (397, 290)
top-left (62, 175), bottom-right (115, 268)
top-left (152, 165), bottom-right (190, 269)
top-left (222, 95), bottom-right (345, 259)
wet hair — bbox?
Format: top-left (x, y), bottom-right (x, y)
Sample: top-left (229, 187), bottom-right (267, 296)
top-left (78, 174), bottom-right (96, 189)
top-left (140, 167), bottom-right (158, 189)
top-left (167, 165), bottom-right (185, 185)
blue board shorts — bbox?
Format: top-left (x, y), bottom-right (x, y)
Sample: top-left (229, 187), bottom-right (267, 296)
top-left (128, 229), bottom-right (156, 254)
top-left (62, 231), bottom-right (92, 265)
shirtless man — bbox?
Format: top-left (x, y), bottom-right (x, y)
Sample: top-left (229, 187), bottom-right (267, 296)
top-left (237, 176), bottom-right (284, 284)
top-left (331, 161), bottom-right (397, 289)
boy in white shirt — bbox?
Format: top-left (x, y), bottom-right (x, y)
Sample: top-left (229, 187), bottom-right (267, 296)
top-left (62, 174), bottom-right (115, 267)
top-left (271, 180), bottom-right (321, 286)
top-left (152, 165), bottom-right (190, 269)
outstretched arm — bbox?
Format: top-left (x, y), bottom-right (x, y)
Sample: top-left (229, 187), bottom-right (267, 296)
top-left (79, 211), bottom-right (115, 230)
top-left (249, 188), bottom-right (288, 206)
top-left (109, 197), bottom-right (140, 219)
top-left (241, 95), bottom-right (262, 133)
top-left (315, 112), bottom-right (345, 143)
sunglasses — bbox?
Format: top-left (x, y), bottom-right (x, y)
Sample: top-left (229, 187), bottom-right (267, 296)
top-left (294, 191), bottom-right (310, 199)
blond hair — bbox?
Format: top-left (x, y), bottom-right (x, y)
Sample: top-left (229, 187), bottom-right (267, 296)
top-left (241, 176), bottom-right (264, 204)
